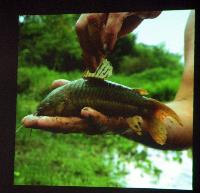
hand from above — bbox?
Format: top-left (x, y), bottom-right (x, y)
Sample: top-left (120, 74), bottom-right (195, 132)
top-left (76, 11), bottom-right (161, 71)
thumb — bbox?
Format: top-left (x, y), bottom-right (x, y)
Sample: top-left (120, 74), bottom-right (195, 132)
top-left (81, 107), bottom-right (108, 126)
top-left (81, 107), bottom-right (128, 130)
top-left (51, 79), bottom-right (70, 89)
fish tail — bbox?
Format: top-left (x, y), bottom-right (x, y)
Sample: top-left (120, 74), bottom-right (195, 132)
top-left (146, 98), bottom-right (182, 145)
top-left (148, 98), bottom-right (182, 126)
top-left (127, 98), bottom-right (182, 145)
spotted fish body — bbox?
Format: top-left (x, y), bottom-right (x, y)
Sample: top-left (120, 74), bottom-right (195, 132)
top-left (36, 59), bottom-right (182, 145)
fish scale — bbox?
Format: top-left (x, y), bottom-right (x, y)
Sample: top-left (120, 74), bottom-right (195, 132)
top-left (64, 79), bottom-right (143, 117)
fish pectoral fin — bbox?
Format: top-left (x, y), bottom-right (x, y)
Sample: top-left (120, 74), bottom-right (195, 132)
top-left (126, 115), bottom-right (143, 136)
top-left (147, 117), bottom-right (167, 145)
top-left (133, 88), bottom-right (149, 96)
top-left (83, 59), bottom-right (113, 80)
top-left (126, 114), bottom-right (167, 145)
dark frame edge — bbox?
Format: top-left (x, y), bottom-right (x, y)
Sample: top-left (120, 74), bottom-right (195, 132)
top-left (0, 1), bottom-right (198, 193)
top-left (193, 8), bottom-right (200, 193)
top-left (0, 2), bottom-right (18, 193)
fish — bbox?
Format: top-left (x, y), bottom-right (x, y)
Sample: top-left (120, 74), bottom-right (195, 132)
top-left (36, 59), bottom-right (182, 145)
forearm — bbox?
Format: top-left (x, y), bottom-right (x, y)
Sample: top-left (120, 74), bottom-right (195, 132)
top-left (125, 11), bottom-right (194, 150)
top-left (156, 11), bottom-right (194, 150)
top-left (165, 10), bottom-right (194, 149)
top-left (175, 10), bottom-right (194, 102)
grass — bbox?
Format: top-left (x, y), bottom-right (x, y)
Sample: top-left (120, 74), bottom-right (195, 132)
top-left (14, 66), bottom-right (189, 186)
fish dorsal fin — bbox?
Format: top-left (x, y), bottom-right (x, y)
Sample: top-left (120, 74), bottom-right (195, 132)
top-left (83, 59), bottom-right (113, 80)
top-left (133, 88), bottom-right (149, 96)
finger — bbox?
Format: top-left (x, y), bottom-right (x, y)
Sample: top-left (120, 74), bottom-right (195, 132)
top-left (86, 13), bottom-right (107, 71)
top-left (22, 114), bottom-right (89, 133)
top-left (51, 79), bottom-right (70, 89)
top-left (76, 14), bottom-right (97, 70)
top-left (118, 15), bottom-right (143, 37)
top-left (118, 11), bottom-right (161, 38)
top-left (104, 13), bottom-right (129, 51)
top-left (87, 13), bottom-right (107, 53)
top-left (82, 51), bottom-right (98, 72)
top-left (132, 11), bottom-right (161, 19)
top-left (81, 107), bottom-right (109, 125)
top-left (81, 107), bottom-right (128, 130)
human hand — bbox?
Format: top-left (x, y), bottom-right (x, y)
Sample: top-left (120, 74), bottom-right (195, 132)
top-left (22, 79), bottom-right (192, 149)
top-left (76, 11), bottom-right (161, 71)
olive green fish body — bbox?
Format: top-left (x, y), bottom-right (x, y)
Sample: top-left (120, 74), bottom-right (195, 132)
top-left (36, 78), bottom-right (149, 117)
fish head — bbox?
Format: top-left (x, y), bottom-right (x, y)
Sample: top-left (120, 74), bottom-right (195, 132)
top-left (36, 86), bottom-right (72, 116)
top-left (36, 99), bottom-right (62, 116)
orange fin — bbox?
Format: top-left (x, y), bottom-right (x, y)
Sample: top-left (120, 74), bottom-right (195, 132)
top-left (127, 115), bottom-right (167, 145)
top-left (145, 98), bottom-right (182, 145)
top-left (133, 88), bottom-right (149, 96)
top-left (149, 98), bottom-right (182, 126)
top-left (148, 117), bottom-right (167, 145)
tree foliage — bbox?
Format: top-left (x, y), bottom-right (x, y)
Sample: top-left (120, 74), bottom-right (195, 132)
top-left (119, 43), bottom-right (182, 74)
top-left (19, 14), bottom-right (82, 71)
top-left (19, 14), bottom-right (183, 74)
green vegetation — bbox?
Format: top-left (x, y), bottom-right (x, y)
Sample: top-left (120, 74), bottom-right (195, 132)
top-left (15, 66), bottom-right (184, 186)
top-left (15, 14), bottom-right (191, 187)
top-left (18, 15), bottom-right (182, 74)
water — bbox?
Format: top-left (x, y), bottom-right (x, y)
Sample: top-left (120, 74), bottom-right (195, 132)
top-left (124, 148), bottom-right (192, 190)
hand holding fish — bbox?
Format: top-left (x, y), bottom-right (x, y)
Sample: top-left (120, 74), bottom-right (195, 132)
top-left (22, 79), bottom-right (131, 135)
top-left (22, 55), bottom-right (193, 150)
top-left (21, 59), bottom-right (183, 147)
top-left (76, 12), bottom-right (161, 71)
top-left (22, 77), bottom-right (191, 150)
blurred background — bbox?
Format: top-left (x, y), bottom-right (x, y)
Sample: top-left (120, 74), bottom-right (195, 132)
top-left (15, 10), bottom-right (192, 189)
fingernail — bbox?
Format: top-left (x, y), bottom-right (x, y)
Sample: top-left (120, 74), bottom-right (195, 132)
top-left (82, 107), bottom-right (89, 111)
top-left (81, 109), bottom-right (91, 118)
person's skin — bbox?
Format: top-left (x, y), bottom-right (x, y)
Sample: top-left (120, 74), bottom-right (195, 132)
top-left (75, 12), bottom-right (161, 71)
top-left (22, 11), bottom-right (194, 150)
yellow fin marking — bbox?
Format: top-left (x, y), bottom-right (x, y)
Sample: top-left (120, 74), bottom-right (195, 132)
top-left (134, 88), bottom-right (149, 95)
top-left (127, 115), bottom-right (143, 136)
top-left (148, 118), bottom-right (167, 145)
top-left (83, 59), bottom-right (113, 79)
